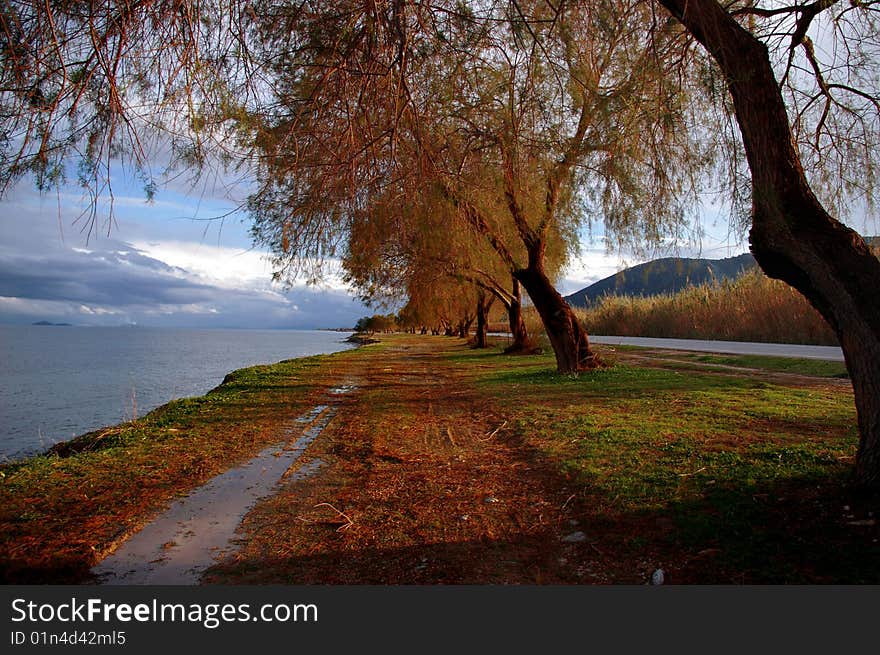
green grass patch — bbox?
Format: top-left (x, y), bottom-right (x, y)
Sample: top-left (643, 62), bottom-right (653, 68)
top-left (452, 342), bottom-right (869, 583)
top-left (457, 350), bottom-right (857, 504)
top-left (690, 353), bottom-right (848, 378)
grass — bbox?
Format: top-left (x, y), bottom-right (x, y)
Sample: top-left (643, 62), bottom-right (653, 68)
top-left (442, 341), bottom-right (876, 583)
top-left (2, 334), bottom-right (876, 584)
top-left (586, 344), bottom-right (848, 379)
top-left (686, 353), bottom-right (849, 378)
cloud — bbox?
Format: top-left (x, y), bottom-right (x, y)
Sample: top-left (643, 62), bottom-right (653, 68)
top-left (0, 243), bottom-right (217, 306)
top-left (0, 185), bottom-right (370, 328)
top-left (131, 239), bottom-right (277, 288)
top-left (0, 241), bottom-right (368, 328)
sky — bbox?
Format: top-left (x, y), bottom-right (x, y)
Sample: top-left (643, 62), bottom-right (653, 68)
top-left (0, 174), bottom-right (373, 329)
top-left (0, 171), bottom-right (752, 330)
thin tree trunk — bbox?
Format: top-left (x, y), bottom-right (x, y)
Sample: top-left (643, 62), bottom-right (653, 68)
top-left (504, 277), bottom-right (531, 354)
top-left (474, 291), bottom-right (494, 349)
top-left (514, 248), bottom-right (601, 373)
top-left (660, 0), bottom-right (880, 486)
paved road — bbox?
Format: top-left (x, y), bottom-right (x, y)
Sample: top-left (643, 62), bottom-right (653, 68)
top-left (590, 335), bottom-right (844, 361)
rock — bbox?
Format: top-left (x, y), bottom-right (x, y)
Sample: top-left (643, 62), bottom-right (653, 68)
top-left (651, 569), bottom-right (665, 585)
top-left (562, 531), bottom-right (587, 543)
top-left (345, 334), bottom-right (380, 345)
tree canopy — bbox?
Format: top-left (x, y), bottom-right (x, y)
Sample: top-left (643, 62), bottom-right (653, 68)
top-left (244, 0), bottom-right (711, 371)
top-left (3, 0), bottom-right (880, 483)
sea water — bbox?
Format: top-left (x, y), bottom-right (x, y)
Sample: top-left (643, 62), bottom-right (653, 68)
top-left (0, 325), bottom-right (355, 461)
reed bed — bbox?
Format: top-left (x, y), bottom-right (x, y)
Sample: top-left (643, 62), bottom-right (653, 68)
top-left (567, 269), bottom-right (838, 345)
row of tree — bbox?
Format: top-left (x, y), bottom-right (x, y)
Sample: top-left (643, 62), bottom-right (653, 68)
top-left (2, 1), bottom-right (879, 485)
top-left (355, 299), bottom-right (504, 348)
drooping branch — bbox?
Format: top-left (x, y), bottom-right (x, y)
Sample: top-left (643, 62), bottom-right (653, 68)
top-left (435, 179), bottom-right (519, 271)
top-left (538, 96), bottom-right (591, 236)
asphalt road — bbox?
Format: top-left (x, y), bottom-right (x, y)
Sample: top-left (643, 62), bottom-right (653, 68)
top-left (590, 335), bottom-right (844, 361)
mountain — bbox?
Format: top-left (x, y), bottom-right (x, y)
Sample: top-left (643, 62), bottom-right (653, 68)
top-left (564, 236), bottom-right (878, 308)
top-left (564, 253), bottom-right (757, 308)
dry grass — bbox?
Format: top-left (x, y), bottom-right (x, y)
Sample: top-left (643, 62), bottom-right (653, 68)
top-left (205, 336), bottom-right (585, 584)
top-left (570, 270), bottom-right (838, 345)
top-left (4, 334), bottom-right (875, 584)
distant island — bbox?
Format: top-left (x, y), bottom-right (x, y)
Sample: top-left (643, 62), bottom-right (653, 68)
top-left (32, 321), bottom-right (73, 327)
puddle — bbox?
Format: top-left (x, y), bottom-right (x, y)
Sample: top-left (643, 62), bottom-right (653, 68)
top-left (284, 458), bottom-right (325, 483)
top-left (295, 404), bottom-right (328, 423)
top-left (92, 405), bottom-right (338, 585)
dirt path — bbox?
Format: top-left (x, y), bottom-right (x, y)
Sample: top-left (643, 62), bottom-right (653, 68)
top-left (202, 338), bottom-right (606, 584)
top-left (92, 387), bottom-right (356, 584)
top-left (62, 335), bottom-right (867, 585)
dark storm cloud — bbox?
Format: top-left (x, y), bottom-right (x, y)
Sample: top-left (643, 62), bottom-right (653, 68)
top-left (0, 246), bottom-right (218, 306)
top-left (0, 187), bottom-right (371, 328)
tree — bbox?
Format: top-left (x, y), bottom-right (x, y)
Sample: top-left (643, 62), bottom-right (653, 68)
top-left (402, 271), bottom-right (481, 339)
top-left (473, 288), bottom-right (496, 348)
top-left (1, 0), bottom-right (704, 373)
top-left (651, 0), bottom-right (880, 486)
top-left (0, 1), bottom-right (258, 234)
top-left (355, 313), bottom-right (398, 333)
top-left (248, 0), bottom-right (707, 373)
top-left (342, 175), bottom-right (535, 351)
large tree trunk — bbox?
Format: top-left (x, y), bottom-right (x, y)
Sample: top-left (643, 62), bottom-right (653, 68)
top-left (504, 277), bottom-right (531, 354)
top-left (660, 0), bottom-right (880, 486)
top-left (474, 291), bottom-right (494, 349)
top-left (514, 248), bottom-right (601, 373)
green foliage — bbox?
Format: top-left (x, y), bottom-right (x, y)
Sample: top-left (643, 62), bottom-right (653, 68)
top-left (355, 314), bottom-right (398, 333)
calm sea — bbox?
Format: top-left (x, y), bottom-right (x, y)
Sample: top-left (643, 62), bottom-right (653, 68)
top-left (0, 326), bottom-right (355, 461)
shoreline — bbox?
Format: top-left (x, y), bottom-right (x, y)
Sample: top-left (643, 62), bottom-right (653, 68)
top-left (2, 334), bottom-right (875, 585)
top-left (42, 335), bottom-right (365, 462)
top-left (0, 327), bottom-right (358, 465)
top-left (0, 341), bottom-right (372, 583)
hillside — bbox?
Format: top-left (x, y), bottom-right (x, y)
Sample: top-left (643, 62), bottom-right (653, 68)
top-left (565, 253), bottom-right (757, 307)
